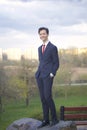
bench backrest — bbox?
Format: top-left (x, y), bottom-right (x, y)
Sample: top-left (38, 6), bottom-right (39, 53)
top-left (60, 106), bottom-right (87, 120)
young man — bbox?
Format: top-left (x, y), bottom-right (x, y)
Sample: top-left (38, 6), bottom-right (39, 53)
top-left (35, 27), bottom-right (59, 128)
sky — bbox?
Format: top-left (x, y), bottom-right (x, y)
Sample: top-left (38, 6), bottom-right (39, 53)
top-left (0, 0), bottom-right (87, 50)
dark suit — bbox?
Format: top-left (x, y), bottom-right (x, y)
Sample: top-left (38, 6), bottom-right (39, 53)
top-left (35, 41), bottom-right (59, 122)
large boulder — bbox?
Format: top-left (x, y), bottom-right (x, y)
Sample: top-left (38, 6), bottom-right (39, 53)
top-left (6, 118), bottom-right (77, 130)
top-left (6, 118), bottom-right (41, 130)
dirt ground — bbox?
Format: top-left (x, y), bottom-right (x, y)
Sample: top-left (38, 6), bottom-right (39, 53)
top-left (71, 67), bottom-right (87, 81)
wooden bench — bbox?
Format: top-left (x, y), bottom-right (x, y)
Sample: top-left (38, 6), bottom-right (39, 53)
top-left (60, 106), bottom-right (87, 125)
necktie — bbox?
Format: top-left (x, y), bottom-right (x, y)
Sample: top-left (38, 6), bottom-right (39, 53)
top-left (42, 45), bottom-right (45, 54)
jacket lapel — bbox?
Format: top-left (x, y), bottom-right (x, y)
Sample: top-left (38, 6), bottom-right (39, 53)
top-left (39, 45), bottom-right (43, 58)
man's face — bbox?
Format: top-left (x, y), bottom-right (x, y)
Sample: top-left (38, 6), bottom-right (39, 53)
top-left (39, 29), bottom-right (48, 42)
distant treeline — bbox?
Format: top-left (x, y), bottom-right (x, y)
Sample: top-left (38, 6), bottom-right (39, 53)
top-left (59, 48), bottom-right (87, 67)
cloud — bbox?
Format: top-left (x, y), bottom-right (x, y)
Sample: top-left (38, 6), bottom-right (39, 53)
top-left (0, 0), bottom-right (87, 33)
top-left (0, 0), bottom-right (87, 49)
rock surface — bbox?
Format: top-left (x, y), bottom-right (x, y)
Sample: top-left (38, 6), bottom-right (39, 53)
top-left (6, 118), bottom-right (41, 130)
top-left (6, 118), bottom-right (77, 130)
top-left (38, 121), bottom-right (77, 130)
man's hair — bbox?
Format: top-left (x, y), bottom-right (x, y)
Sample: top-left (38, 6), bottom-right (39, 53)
top-left (38, 27), bottom-right (49, 34)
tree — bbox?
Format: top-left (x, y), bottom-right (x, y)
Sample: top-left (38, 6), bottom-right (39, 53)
top-left (0, 63), bottom-right (8, 112)
top-left (8, 77), bottom-right (27, 100)
top-left (20, 59), bottom-right (38, 106)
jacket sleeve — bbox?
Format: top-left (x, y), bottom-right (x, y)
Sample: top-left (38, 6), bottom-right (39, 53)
top-left (51, 46), bottom-right (59, 76)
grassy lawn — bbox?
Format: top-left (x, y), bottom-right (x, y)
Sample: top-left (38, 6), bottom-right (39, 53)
top-left (0, 85), bottom-right (87, 130)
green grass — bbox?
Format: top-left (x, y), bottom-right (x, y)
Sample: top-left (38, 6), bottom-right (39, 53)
top-left (0, 85), bottom-right (87, 130)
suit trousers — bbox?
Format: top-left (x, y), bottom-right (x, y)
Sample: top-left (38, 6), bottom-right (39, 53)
top-left (36, 75), bottom-right (57, 121)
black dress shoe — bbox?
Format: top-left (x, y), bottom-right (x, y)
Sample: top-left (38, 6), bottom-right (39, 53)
top-left (50, 120), bottom-right (59, 126)
top-left (37, 120), bottom-right (50, 128)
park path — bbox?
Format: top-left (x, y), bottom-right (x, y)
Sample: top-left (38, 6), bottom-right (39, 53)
top-left (77, 126), bottom-right (87, 130)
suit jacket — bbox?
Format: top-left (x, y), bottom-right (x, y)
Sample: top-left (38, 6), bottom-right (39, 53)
top-left (35, 42), bottom-right (59, 78)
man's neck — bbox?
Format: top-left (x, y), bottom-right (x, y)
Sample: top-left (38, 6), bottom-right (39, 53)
top-left (43, 40), bottom-right (49, 45)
